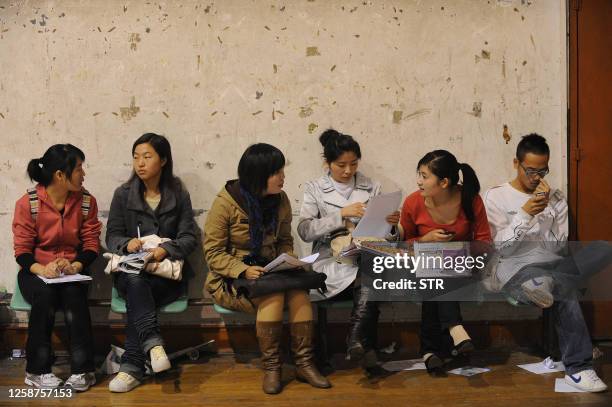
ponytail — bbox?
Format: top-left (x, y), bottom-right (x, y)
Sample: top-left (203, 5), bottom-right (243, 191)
top-left (458, 163), bottom-right (480, 222)
top-left (27, 158), bottom-right (53, 186)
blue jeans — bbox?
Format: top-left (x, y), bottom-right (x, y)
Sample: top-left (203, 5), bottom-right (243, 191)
top-left (115, 273), bottom-right (182, 380)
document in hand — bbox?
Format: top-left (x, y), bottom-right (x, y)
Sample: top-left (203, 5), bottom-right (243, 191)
top-left (352, 191), bottom-right (402, 238)
top-left (38, 273), bottom-right (93, 284)
top-left (264, 253), bottom-right (320, 273)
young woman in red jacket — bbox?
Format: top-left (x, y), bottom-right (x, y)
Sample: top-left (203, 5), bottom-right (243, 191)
top-left (400, 150), bottom-right (492, 372)
top-left (12, 144), bottom-right (102, 391)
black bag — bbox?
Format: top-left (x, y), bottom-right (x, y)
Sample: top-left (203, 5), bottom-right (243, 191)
top-left (233, 268), bottom-right (327, 299)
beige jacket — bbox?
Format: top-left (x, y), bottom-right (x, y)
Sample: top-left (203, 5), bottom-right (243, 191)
top-left (203, 181), bottom-right (294, 312)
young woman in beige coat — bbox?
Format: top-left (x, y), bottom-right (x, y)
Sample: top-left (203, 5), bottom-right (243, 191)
top-left (204, 143), bottom-right (330, 395)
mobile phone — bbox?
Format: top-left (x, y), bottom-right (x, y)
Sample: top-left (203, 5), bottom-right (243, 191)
top-left (535, 191), bottom-right (547, 197)
top-left (442, 230), bottom-right (456, 236)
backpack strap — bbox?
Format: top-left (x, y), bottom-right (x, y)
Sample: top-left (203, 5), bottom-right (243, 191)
top-left (27, 187), bottom-right (91, 221)
top-left (81, 189), bottom-right (91, 218)
top-left (27, 187), bottom-right (39, 221)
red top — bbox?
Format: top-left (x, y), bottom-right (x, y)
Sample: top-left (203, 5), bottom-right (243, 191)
top-left (400, 190), bottom-right (492, 243)
top-left (12, 184), bottom-right (102, 265)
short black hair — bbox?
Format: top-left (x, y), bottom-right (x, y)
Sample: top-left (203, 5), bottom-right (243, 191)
top-left (319, 128), bottom-right (361, 163)
top-left (238, 143), bottom-right (285, 196)
top-left (516, 133), bottom-right (550, 161)
top-left (27, 144), bottom-right (85, 187)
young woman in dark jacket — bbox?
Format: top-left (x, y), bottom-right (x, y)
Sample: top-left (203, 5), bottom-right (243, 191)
top-left (105, 133), bottom-right (198, 392)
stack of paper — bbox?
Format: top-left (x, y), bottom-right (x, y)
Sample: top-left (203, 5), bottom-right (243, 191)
top-left (264, 253), bottom-right (320, 272)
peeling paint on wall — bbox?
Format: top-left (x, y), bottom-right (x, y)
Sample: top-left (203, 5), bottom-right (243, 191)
top-left (119, 97), bottom-right (140, 121)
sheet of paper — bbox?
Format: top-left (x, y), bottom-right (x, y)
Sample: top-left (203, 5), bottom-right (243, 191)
top-left (264, 253), bottom-right (320, 272)
top-left (38, 273), bottom-right (92, 284)
top-left (382, 359), bottom-right (426, 372)
top-left (554, 378), bottom-right (586, 393)
top-left (517, 360), bottom-right (565, 374)
top-left (352, 191), bottom-right (402, 238)
top-left (448, 366), bottom-right (491, 377)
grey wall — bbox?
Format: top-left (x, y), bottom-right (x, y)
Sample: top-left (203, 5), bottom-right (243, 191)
top-left (0, 0), bottom-right (567, 296)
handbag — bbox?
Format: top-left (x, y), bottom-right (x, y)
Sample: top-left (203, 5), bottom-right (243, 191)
top-left (232, 268), bottom-right (327, 299)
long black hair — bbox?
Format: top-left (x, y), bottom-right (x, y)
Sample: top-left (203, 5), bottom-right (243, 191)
top-left (238, 143), bottom-right (285, 197)
top-left (417, 150), bottom-right (480, 222)
top-left (129, 133), bottom-right (180, 194)
top-left (27, 144), bottom-right (85, 187)
top-left (319, 128), bottom-right (361, 163)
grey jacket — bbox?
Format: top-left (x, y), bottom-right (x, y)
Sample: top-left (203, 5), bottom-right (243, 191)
top-left (106, 177), bottom-right (198, 268)
top-left (297, 172), bottom-right (382, 300)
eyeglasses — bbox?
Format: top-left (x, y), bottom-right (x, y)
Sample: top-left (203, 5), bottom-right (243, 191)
top-left (519, 163), bottom-right (549, 178)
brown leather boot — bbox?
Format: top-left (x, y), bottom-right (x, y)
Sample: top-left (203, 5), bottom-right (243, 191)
top-left (256, 320), bottom-right (283, 395)
top-left (290, 321), bottom-right (332, 389)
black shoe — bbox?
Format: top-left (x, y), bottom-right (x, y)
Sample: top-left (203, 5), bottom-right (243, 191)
top-left (424, 353), bottom-right (444, 373)
top-left (347, 341), bottom-right (365, 362)
top-left (451, 339), bottom-right (474, 357)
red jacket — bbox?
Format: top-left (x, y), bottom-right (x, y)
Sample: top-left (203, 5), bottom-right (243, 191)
top-left (400, 190), bottom-right (492, 243)
top-left (13, 184), bottom-right (102, 266)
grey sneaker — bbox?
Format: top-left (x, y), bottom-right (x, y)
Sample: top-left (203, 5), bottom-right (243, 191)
top-left (24, 372), bottom-right (63, 389)
top-left (65, 372), bottom-right (96, 392)
top-left (109, 372), bottom-right (140, 393)
top-left (150, 345), bottom-right (171, 373)
top-left (521, 276), bottom-right (554, 308)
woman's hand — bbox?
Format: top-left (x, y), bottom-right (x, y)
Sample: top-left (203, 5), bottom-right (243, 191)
top-left (419, 229), bottom-right (455, 243)
top-left (41, 260), bottom-right (61, 279)
top-left (63, 261), bottom-right (83, 275)
top-left (341, 202), bottom-right (366, 219)
top-left (244, 266), bottom-right (266, 280)
top-left (127, 238), bottom-right (143, 253)
top-left (386, 210), bottom-right (400, 225)
top-left (148, 247), bottom-right (168, 262)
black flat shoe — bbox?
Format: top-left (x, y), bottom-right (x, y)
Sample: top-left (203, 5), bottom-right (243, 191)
top-left (424, 353), bottom-right (444, 373)
top-left (451, 339), bottom-right (474, 357)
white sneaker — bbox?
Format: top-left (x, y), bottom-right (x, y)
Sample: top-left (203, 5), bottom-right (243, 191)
top-left (24, 372), bottom-right (63, 389)
top-left (65, 372), bottom-right (96, 392)
top-left (521, 277), bottom-right (554, 308)
top-left (109, 372), bottom-right (140, 393)
top-left (150, 345), bottom-right (171, 373)
top-left (565, 369), bottom-right (608, 392)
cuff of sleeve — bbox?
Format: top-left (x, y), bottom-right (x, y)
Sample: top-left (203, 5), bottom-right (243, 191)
top-left (159, 242), bottom-right (181, 259)
top-left (74, 250), bottom-right (98, 269)
top-left (16, 253), bottom-right (36, 274)
top-left (228, 263), bottom-right (249, 279)
top-left (519, 209), bottom-right (533, 220)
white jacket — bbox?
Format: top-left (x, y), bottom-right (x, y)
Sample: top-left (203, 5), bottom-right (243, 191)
top-left (483, 182), bottom-right (568, 288)
top-left (297, 172), bottom-right (382, 300)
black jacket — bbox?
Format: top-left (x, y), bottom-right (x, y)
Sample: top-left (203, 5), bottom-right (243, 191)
top-left (106, 176), bottom-right (198, 263)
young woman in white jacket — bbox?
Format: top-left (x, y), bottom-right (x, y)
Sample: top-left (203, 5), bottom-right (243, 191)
top-left (297, 129), bottom-right (399, 368)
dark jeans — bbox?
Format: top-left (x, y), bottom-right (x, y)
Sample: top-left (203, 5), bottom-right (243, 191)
top-left (503, 241), bottom-right (612, 375)
top-left (114, 272), bottom-right (182, 380)
top-left (420, 301), bottom-right (462, 356)
top-left (18, 270), bottom-right (94, 375)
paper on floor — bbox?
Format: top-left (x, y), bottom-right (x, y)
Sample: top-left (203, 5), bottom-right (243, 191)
top-left (448, 366), bottom-right (491, 376)
top-left (382, 359), bottom-right (426, 372)
top-left (517, 358), bottom-right (565, 374)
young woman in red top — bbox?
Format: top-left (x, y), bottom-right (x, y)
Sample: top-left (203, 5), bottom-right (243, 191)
top-left (12, 144), bottom-right (102, 391)
top-left (400, 150), bottom-right (491, 372)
